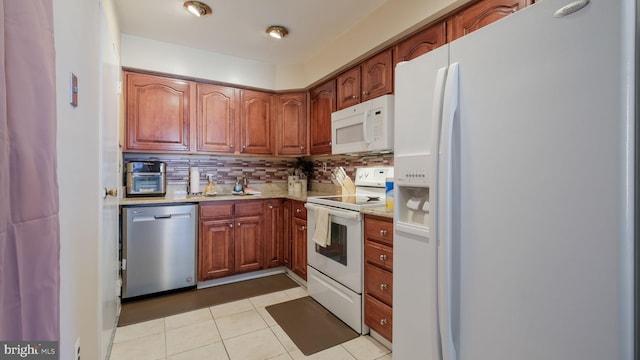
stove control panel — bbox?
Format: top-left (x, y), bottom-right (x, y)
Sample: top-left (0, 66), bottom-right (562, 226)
top-left (355, 167), bottom-right (394, 187)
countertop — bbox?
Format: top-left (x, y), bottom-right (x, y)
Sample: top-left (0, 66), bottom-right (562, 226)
top-left (119, 191), bottom-right (332, 206)
top-left (360, 206), bottom-right (394, 219)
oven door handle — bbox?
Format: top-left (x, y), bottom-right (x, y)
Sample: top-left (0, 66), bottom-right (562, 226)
top-left (304, 203), bottom-right (361, 221)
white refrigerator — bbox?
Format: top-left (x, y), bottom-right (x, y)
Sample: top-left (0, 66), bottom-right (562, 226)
top-left (392, 0), bottom-right (635, 359)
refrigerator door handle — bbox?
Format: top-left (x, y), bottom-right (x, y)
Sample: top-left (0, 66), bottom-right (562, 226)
top-left (438, 62), bottom-right (459, 360)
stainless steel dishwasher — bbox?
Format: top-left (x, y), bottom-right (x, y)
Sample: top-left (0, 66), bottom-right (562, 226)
top-left (122, 203), bottom-right (198, 299)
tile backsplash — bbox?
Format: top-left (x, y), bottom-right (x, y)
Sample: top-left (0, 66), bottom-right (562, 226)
top-left (123, 153), bottom-right (394, 189)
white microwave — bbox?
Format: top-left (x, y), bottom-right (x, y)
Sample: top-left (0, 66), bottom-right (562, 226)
top-left (331, 94), bottom-right (394, 155)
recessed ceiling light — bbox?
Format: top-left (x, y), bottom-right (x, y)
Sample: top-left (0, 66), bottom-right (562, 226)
top-left (266, 26), bottom-right (289, 39)
top-left (183, 1), bottom-right (212, 17)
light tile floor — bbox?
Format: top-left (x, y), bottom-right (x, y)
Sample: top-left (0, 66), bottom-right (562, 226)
top-left (109, 286), bottom-right (393, 360)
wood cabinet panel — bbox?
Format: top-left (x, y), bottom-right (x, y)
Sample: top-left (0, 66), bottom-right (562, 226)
top-left (394, 21), bottom-right (447, 67)
top-left (199, 219), bottom-right (234, 280)
top-left (292, 200), bottom-right (307, 219)
top-left (266, 199), bottom-right (289, 268)
top-left (309, 80), bottom-right (335, 155)
top-left (448, 0), bottom-right (529, 42)
top-left (196, 83), bottom-right (237, 153)
top-left (276, 93), bottom-right (308, 156)
top-left (291, 216), bottom-right (307, 280)
top-left (365, 263), bottom-right (393, 305)
top-left (234, 215), bottom-right (264, 273)
top-left (235, 200), bottom-right (264, 217)
top-left (361, 49), bottom-right (393, 102)
top-left (364, 240), bottom-right (393, 271)
top-left (365, 295), bottom-right (393, 341)
top-left (282, 200), bottom-right (292, 267)
top-left (200, 202), bottom-right (234, 219)
top-left (239, 90), bottom-right (274, 155)
top-left (364, 217), bottom-right (394, 246)
top-left (125, 72), bottom-right (192, 152)
top-left (336, 67), bottom-right (361, 110)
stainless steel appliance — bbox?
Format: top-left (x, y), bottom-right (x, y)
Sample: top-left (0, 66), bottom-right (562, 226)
top-left (122, 204), bottom-right (197, 299)
top-left (305, 166), bottom-right (393, 333)
top-left (331, 95), bottom-right (394, 155)
top-left (125, 161), bottom-right (166, 197)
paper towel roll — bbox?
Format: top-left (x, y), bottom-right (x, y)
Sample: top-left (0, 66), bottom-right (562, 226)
top-left (190, 167), bottom-right (200, 194)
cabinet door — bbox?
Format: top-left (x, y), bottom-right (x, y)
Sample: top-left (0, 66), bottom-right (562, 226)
top-left (282, 200), bottom-right (292, 268)
top-left (125, 72), bottom-right (192, 152)
top-left (239, 90), bottom-right (274, 155)
top-left (265, 199), bottom-right (289, 268)
top-left (234, 215), bottom-right (264, 273)
top-left (196, 83), bottom-right (237, 153)
top-left (361, 49), bottom-right (393, 102)
top-left (199, 219), bottom-right (234, 281)
top-left (336, 67), bottom-right (361, 110)
top-left (394, 21), bottom-right (447, 68)
top-left (291, 217), bottom-right (307, 280)
top-left (309, 80), bottom-right (335, 155)
top-left (276, 93), bottom-right (308, 156)
top-left (447, 0), bottom-right (529, 42)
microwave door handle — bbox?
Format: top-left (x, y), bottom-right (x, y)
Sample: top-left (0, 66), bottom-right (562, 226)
top-left (363, 110), bottom-right (372, 144)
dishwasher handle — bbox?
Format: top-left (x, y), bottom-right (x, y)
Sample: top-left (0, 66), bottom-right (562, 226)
top-left (132, 212), bottom-right (192, 222)
top-left (154, 214), bottom-right (172, 219)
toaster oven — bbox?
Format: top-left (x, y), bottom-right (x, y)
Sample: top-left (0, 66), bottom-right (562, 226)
top-left (125, 161), bottom-right (166, 197)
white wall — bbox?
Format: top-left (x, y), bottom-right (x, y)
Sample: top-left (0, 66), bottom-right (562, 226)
top-left (54, 0), bottom-right (118, 358)
top-left (120, 0), bottom-right (472, 90)
top-left (121, 35), bottom-right (277, 89)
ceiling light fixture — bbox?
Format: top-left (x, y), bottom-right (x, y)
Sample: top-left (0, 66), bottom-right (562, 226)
top-left (183, 1), bottom-right (212, 17)
top-left (266, 26), bottom-right (289, 39)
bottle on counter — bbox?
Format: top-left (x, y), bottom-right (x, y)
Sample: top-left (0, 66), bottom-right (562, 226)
top-left (204, 174), bottom-right (216, 196)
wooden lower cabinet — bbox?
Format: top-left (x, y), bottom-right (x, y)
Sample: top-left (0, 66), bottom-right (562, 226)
top-left (199, 218), bottom-right (235, 280)
top-left (265, 199), bottom-right (290, 268)
top-left (199, 200), bottom-right (266, 281)
top-left (364, 215), bottom-right (394, 342)
top-left (290, 200), bottom-right (308, 280)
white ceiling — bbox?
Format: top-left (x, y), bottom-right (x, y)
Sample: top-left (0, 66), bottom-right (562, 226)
top-left (113, 0), bottom-right (389, 66)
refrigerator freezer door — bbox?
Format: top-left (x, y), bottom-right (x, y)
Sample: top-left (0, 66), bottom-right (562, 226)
top-left (447, 0), bottom-right (633, 359)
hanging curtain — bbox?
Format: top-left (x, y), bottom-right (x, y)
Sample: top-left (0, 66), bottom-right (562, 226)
top-left (0, 0), bottom-right (60, 341)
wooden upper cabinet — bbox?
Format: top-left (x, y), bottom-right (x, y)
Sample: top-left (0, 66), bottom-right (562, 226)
top-left (361, 49), bottom-right (393, 102)
top-left (239, 90), bottom-right (274, 155)
top-left (276, 92), bottom-right (308, 156)
top-left (336, 67), bottom-right (361, 110)
top-left (447, 0), bottom-right (531, 42)
top-left (309, 79), bottom-right (336, 155)
top-left (394, 21), bottom-right (447, 68)
top-left (336, 49), bottom-right (393, 110)
top-left (125, 72), bottom-right (193, 152)
top-left (196, 83), bottom-right (237, 153)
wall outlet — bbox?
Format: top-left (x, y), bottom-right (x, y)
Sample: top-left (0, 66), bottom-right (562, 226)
top-left (74, 337), bottom-right (80, 360)
top-left (322, 162), bottom-right (327, 172)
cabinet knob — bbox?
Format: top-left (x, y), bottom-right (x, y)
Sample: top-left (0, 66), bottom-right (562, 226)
top-left (230, 144), bottom-right (234, 148)
top-left (351, 95), bottom-right (358, 100)
top-left (300, 146), bottom-right (305, 151)
top-left (379, 254), bottom-right (387, 261)
top-left (380, 318), bottom-right (388, 326)
top-left (237, 222), bottom-right (241, 227)
top-left (362, 90), bottom-right (369, 95)
top-left (104, 187), bottom-right (118, 199)
top-left (268, 205), bottom-right (273, 209)
top-left (301, 226), bottom-right (306, 231)
top-left (379, 229), bottom-right (388, 236)
top-left (229, 224), bottom-right (233, 228)
top-left (296, 208), bottom-right (302, 213)
top-left (380, 283), bottom-right (388, 291)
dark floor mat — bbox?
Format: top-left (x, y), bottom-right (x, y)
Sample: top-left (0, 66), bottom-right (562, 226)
top-left (118, 274), bottom-right (298, 327)
top-left (266, 296), bottom-right (359, 356)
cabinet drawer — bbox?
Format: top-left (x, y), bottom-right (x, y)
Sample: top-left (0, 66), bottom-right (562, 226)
top-left (292, 201), bottom-right (307, 219)
top-left (235, 200), bottom-right (264, 217)
top-left (364, 217), bottom-right (393, 245)
top-left (365, 264), bottom-right (392, 306)
top-left (364, 240), bottom-right (393, 271)
top-left (365, 294), bottom-right (392, 342)
top-left (200, 202), bottom-right (234, 219)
